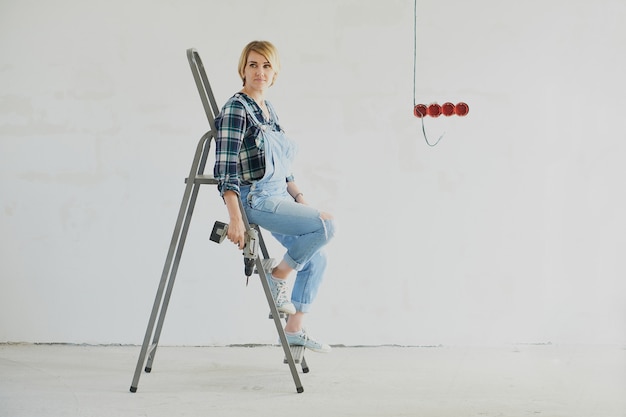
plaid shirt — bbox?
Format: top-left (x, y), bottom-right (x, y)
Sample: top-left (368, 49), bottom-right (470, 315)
top-left (213, 93), bottom-right (293, 196)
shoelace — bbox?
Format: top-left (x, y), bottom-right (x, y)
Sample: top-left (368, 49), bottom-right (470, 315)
top-left (286, 329), bottom-right (327, 351)
top-left (273, 279), bottom-right (289, 305)
top-left (297, 330), bottom-right (319, 349)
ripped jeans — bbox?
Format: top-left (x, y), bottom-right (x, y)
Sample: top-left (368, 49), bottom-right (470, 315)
top-left (240, 185), bottom-right (335, 313)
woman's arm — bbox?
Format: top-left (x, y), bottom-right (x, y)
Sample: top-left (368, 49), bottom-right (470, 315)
top-left (223, 190), bottom-right (246, 249)
top-left (287, 181), bottom-right (307, 205)
top-left (214, 99), bottom-right (247, 249)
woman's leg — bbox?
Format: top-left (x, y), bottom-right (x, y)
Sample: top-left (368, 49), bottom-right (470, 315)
top-left (272, 234), bottom-right (328, 314)
top-left (282, 250), bottom-right (327, 333)
top-left (244, 197), bottom-right (335, 272)
top-left (244, 195), bottom-right (334, 350)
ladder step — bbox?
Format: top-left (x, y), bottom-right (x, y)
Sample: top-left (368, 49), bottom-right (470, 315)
top-left (268, 311), bottom-right (286, 319)
top-left (254, 258), bottom-right (276, 275)
top-left (184, 174), bottom-right (218, 184)
top-left (283, 345), bottom-right (306, 364)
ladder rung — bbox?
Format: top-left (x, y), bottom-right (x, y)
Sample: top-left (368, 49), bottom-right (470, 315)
top-left (283, 345), bottom-right (306, 364)
top-left (184, 175), bottom-right (218, 184)
top-left (254, 258), bottom-right (276, 275)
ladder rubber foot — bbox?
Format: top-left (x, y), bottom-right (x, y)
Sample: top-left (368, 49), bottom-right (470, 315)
top-left (297, 386), bottom-right (304, 394)
top-left (145, 367), bottom-right (152, 373)
top-left (303, 367), bottom-right (310, 373)
top-left (130, 386), bottom-right (137, 393)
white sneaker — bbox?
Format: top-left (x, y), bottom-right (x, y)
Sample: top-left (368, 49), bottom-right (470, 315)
top-left (267, 275), bottom-right (296, 315)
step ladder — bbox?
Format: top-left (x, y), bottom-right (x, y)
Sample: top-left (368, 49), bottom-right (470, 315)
top-left (129, 48), bottom-right (308, 394)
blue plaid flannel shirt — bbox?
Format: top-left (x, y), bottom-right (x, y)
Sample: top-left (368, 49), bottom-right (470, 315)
top-left (214, 93), bottom-right (294, 197)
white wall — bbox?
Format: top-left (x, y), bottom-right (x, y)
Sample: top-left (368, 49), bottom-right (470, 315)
top-left (1, 0), bottom-right (625, 347)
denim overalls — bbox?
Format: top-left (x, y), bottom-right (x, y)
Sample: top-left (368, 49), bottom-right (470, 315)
top-left (235, 95), bottom-right (335, 313)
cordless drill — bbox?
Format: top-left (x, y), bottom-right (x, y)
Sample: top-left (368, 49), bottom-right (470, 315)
top-left (210, 221), bottom-right (259, 277)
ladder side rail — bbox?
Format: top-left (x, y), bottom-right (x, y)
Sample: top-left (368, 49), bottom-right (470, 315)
top-left (145, 133), bottom-right (215, 371)
top-left (187, 48), bottom-right (219, 132)
top-left (193, 50), bottom-right (221, 122)
top-left (299, 351), bottom-right (309, 373)
top-left (238, 200), bottom-right (304, 393)
top-left (254, 220), bottom-right (309, 374)
top-left (253, 224), bottom-right (271, 260)
top-left (130, 131), bottom-right (212, 393)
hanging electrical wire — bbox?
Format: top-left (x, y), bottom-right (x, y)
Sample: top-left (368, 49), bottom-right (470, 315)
top-left (413, 0), bottom-right (444, 147)
top-left (413, 0), bottom-right (468, 147)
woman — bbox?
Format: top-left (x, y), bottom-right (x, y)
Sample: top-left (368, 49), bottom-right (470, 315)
top-left (214, 41), bottom-right (335, 353)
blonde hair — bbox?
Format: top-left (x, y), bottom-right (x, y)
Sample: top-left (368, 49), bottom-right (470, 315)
top-left (238, 40), bottom-right (281, 87)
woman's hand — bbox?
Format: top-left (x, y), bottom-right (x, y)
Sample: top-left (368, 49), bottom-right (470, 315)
top-left (227, 218), bottom-right (246, 250)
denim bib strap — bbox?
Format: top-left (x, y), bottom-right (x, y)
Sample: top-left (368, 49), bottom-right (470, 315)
top-left (234, 97), bottom-right (297, 203)
top-left (234, 94), bottom-right (265, 128)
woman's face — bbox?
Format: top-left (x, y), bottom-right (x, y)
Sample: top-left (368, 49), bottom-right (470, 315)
top-left (243, 50), bottom-right (276, 91)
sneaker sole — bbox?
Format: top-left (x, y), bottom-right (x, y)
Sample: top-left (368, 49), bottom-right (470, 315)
top-left (286, 339), bottom-right (331, 354)
top-left (293, 343), bottom-right (331, 354)
top-left (277, 305), bottom-right (296, 315)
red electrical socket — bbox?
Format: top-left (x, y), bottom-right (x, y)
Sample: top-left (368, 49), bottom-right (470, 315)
top-left (413, 101), bottom-right (469, 118)
top-left (441, 102), bottom-right (455, 116)
top-left (427, 103), bottom-right (442, 117)
top-left (413, 104), bottom-right (428, 118)
top-left (455, 102), bottom-right (469, 116)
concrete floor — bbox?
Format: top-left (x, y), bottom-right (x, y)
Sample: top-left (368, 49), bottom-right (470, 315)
top-left (0, 344), bottom-right (624, 417)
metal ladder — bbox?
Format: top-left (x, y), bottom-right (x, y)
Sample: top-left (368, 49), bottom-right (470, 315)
top-left (129, 48), bottom-right (307, 394)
